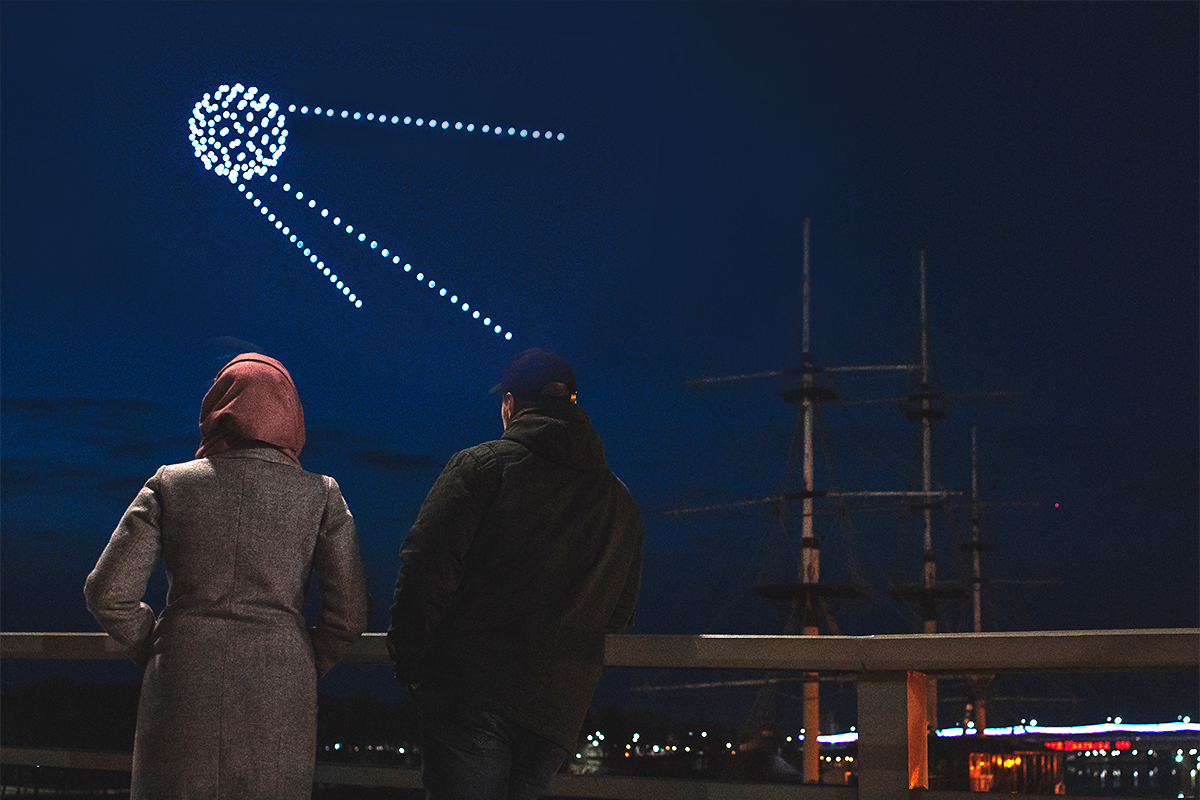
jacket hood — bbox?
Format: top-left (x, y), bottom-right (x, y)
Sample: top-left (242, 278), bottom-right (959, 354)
top-left (502, 402), bottom-right (607, 473)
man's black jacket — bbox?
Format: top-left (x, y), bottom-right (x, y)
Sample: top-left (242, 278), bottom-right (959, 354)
top-left (387, 402), bottom-right (643, 750)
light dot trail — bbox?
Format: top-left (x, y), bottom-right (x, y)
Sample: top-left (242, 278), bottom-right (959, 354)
top-left (287, 103), bottom-right (565, 143)
top-left (189, 83), bottom-right (559, 339)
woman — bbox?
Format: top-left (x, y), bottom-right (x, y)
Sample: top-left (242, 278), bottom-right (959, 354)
top-left (85, 353), bottom-right (371, 800)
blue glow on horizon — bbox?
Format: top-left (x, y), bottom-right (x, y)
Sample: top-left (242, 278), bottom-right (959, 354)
top-left (802, 719), bottom-right (1200, 746)
top-left (965, 722), bottom-right (1200, 737)
top-left (819, 732), bottom-right (858, 744)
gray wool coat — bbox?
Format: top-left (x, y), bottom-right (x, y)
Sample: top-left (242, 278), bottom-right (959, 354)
top-left (85, 447), bottom-right (371, 800)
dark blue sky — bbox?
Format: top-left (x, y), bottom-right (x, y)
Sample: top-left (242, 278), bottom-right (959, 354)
top-left (3, 1), bottom-right (1197, 726)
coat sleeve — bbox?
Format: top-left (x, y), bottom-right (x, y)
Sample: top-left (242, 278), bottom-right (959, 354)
top-left (310, 476), bottom-right (372, 677)
top-left (84, 468), bottom-right (164, 667)
top-left (387, 448), bottom-right (496, 684)
top-left (605, 511), bottom-right (644, 634)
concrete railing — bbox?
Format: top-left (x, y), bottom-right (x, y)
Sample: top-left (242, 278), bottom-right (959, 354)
top-left (3, 628), bottom-right (1197, 800)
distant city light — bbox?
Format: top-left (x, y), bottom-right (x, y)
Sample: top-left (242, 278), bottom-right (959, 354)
top-left (937, 721), bottom-right (1200, 738)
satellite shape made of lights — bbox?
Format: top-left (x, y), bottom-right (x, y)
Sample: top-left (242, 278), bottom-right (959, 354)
top-left (188, 82), bottom-right (563, 338)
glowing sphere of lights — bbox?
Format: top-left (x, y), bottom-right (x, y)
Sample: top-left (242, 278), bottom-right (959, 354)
top-left (189, 82), bottom-right (564, 336)
top-left (189, 83), bottom-right (286, 184)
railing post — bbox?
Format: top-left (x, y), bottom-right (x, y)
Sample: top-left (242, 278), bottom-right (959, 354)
top-left (857, 670), bottom-right (927, 800)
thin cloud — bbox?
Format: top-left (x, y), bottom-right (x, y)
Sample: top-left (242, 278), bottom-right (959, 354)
top-left (2, 397), bottom-right (157, 417)
top-left (349, 449), bottom-right (444, 473)
top-left (0, 459), bottom-right (91, 488)
top-left (94, 475), bottom-right (154, 500)
top-left (108, 435), bottom-right (197, 459)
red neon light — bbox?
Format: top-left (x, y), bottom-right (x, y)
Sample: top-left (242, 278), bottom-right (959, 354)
top-left (1044, 740), bottom-right (1132, 752)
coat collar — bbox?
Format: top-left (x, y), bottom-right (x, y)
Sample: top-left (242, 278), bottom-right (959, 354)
top-left (205, 446), bottom-right (301, 468)
top-left (502, 403), bottom-right (607, 473)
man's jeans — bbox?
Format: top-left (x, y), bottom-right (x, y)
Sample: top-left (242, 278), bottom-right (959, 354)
top-left (414, 683), bottom-right (571, 800)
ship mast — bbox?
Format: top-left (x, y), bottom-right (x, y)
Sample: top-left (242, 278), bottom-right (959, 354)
top-left (970, 425), bottom-right (983, 635)
top-left (918, 248), bottom-right (940, 728)
top-left (677, 227), bottom-right (972, 764)
top-left (965, 423), bottom-right (994, 729)
top-left (798, 216), bottom-right (822, 783)
top-left (892, 248), bottom-right (962, 730)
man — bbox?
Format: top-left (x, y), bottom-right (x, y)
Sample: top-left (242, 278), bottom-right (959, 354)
top-left (388, 348), bottom-right (644, 800)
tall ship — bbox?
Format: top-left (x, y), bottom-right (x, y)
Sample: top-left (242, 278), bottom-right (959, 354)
top-left (658, 219), bottom-right (1197, 795)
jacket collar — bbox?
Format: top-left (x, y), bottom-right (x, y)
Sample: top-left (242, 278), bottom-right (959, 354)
top-left (503, 403), bottom-right (607, 473)
top-left (205, 446), bottom-right (301, 468)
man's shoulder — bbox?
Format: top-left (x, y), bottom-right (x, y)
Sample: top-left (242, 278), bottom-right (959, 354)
top-left (452, 438), bottom-right (529, 469)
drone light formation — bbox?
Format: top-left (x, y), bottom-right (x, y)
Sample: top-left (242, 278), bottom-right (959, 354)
top-left (189, 83), bottom-right (287, 183)
top-left (188, 82), bottom-right (552, 340)
top-left (288, 103), bottom-right (565, 143)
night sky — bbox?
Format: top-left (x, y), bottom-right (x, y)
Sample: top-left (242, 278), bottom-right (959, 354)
top-left (2, 1), bottom-right (1197, 728)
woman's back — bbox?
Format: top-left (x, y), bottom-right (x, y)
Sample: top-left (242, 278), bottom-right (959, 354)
top-left (85, 354), bottom-right (370, 800)
top-left (158, 450), bottom-right (330, 623)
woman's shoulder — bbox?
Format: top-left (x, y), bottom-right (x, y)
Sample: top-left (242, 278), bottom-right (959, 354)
top-left (161, 449), bottom-right (329, 488)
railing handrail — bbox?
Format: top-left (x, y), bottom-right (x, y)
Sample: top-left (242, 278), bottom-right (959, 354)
top-left (3, 628), bottom-right (1197, 800)
top-left (600, 629), bottom-right (1200, 672)
top-left (4, 628), bottom-right (1197, 673)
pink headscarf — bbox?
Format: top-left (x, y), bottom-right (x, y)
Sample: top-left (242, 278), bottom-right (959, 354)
top-left (196, 353), bottom-right (306, 464)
